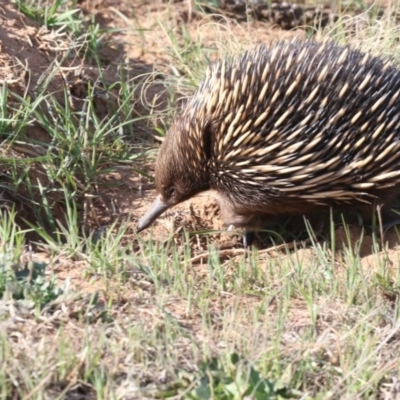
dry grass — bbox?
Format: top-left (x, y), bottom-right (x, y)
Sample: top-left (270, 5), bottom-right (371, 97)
top-left (2, 0), bottom-right (400, 399)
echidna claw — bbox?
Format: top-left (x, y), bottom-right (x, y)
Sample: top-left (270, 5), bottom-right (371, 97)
top-left (382, 218), bottom-right (400, 232)
top-left (243, 230), bottom-right (255, 248)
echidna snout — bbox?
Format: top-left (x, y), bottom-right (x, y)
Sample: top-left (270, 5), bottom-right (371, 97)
top-left (138, 40), bottom-right (400, 238)
top-left (137, 195), bottom-right (169, 232)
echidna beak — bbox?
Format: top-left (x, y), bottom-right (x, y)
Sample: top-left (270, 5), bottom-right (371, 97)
top-left (137, 195), bottom-right (169, 232)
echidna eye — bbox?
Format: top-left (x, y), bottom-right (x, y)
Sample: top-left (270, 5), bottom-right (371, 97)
top-left (166, 187), bottom-right (175, 199)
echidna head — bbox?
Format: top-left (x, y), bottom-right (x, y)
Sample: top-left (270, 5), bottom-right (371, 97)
top-left (137, 122), bottom-right (211, 232)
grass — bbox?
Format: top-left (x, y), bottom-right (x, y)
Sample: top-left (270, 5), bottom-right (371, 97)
top-left (2, 0), bottom-right (400, 398)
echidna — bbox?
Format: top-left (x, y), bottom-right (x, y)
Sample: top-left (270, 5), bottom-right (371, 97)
top-left (137, 40), bottom-right (400, 245)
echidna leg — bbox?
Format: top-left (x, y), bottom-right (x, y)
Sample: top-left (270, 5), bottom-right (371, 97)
top-left (382, 219), bottom-right (400, 231)
top-left (243, 230), bottom-right (255, 248)
top-left (362, 202), bottom-right (400, 232)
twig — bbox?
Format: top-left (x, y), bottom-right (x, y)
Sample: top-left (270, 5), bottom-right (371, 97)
top-left (183, 238), bottom-right (312, 265)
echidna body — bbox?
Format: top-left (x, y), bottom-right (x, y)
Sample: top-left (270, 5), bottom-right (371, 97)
top-left (138, 40), bottom-right (400, 237)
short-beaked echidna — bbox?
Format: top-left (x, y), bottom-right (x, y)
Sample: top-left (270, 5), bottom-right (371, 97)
top-left (138, 40), bottom-right (400, 243)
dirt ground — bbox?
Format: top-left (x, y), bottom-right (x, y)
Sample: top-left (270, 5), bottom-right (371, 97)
top-left (1, 0), bottom-right (400, 292)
